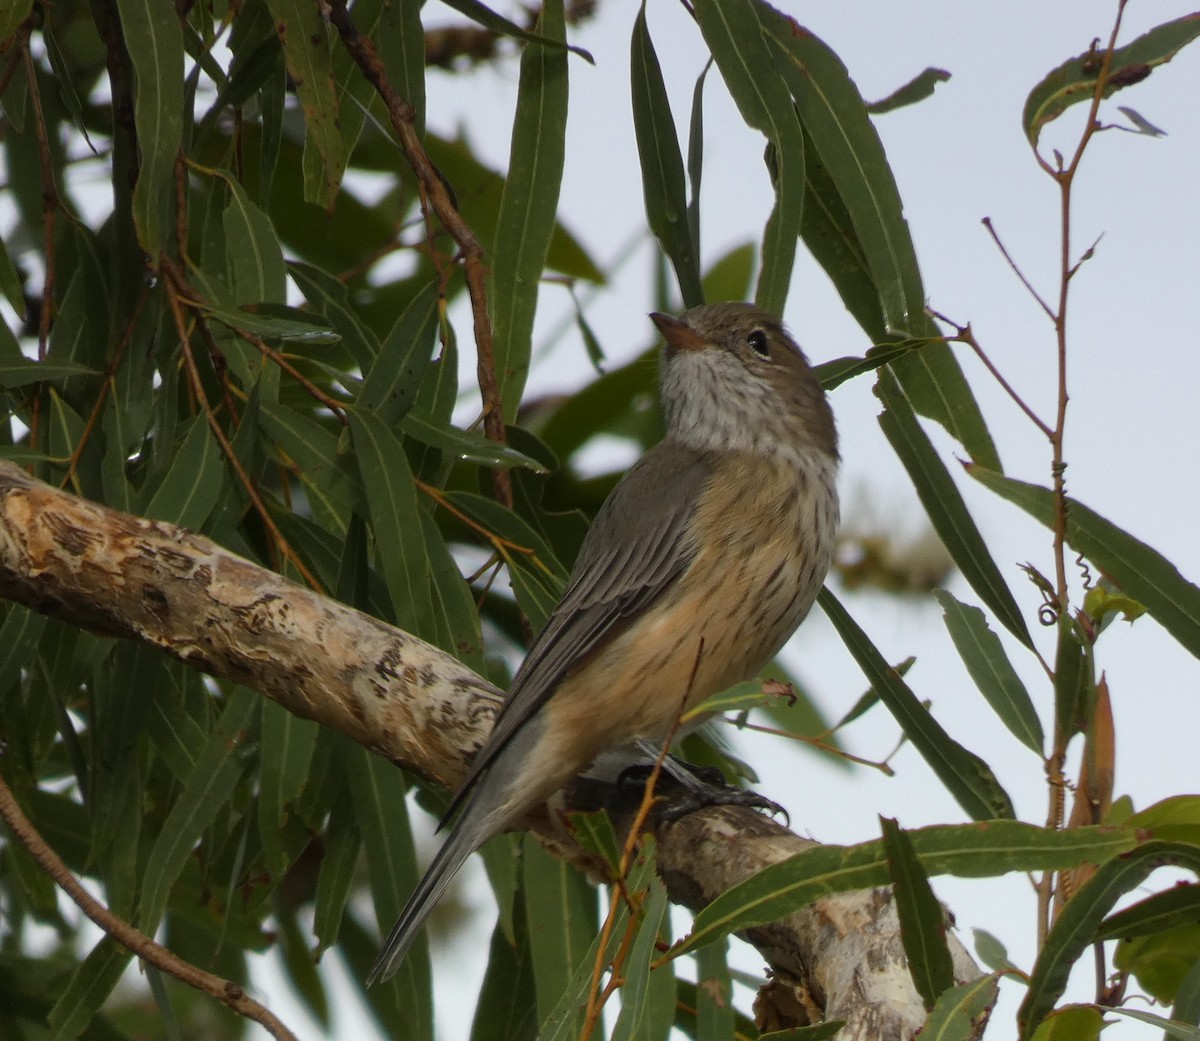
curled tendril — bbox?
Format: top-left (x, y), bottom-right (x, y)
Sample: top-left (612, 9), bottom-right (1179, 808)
top-left (1075, 551), bottom-right (1093, 591)
top-left (1038, 602), bottom-right (1059, 626)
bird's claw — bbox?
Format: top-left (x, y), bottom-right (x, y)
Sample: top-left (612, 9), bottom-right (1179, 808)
top-left (615, 754), bottom-right (789, 827)
top-left (658, 783), bottom-right (789, 827)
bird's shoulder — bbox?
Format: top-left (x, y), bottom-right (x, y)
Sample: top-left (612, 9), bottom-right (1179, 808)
top-left (571, 439), bottom-right (717, 580)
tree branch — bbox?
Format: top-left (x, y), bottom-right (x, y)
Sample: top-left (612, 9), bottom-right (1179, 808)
top-left (0, 461), bottom-right (982, 1038)
top-left (0, 773), bottom-right (299, 1041)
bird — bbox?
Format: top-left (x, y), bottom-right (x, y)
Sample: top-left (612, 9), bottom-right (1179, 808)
top-left (367, 301), bottom-right (840, 985)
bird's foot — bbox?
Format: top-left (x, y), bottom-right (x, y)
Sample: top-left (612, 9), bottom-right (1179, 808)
top-left (618, 746), bottom-right (789, 826)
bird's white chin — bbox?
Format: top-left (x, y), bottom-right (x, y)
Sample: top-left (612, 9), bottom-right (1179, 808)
top-left (661, 349), bottom-right (774, 454)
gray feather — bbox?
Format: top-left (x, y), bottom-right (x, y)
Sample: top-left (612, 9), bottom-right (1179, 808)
top-left (439, 440), bottom-right (715, 825)
top-left (367, 714), bottom-right (546, 985)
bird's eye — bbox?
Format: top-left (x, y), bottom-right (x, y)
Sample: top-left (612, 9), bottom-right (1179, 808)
top-left (747, 329), bottom-right (770, 357)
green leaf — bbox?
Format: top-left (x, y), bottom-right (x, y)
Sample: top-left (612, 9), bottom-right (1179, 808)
top-left (881, 816), bottom-right (956, 1009)
top-left (1099, 883), bottom-right (1200, 941)
top-left (1053, 615), bottom-right (1091, 744)
top-left (1019, 842), bottom-right (1200, 1040)
top-left (275, 896), bottom-right (330, 1026)
top-left (918, 975), bottom-right (1000, 1041)
top-left (1104, 1007), bottom-right (1200, 1041)
top-left (138, 687), bottom-right (258, 929)
top-left (757, 7), bottom-right (910, 331)
top-left (144, 666), bottom-right (212, 780)
top-left (1023, 15), bottom-right (1200, 148)
top-left (421, 512), bottom-right (485, 669)
top-left (259, 403), bottom-right (353, 535)
top-left (142, 416), bottom-right (224, 529)
top-left (341, 741), bottom-right (432, 1041)
top-left (357, 280), bottom-right (440, 426)
top-left (0, 359), bottom-right (101, 387)
top-left (968, 466), bottom-right (1200, 661)
top-left (201, 302), bottom-right (338, 344)
top-left (631, 6), bottom-right (704, 308)
top-left (535, 346), bottom-right (661, 464)
top-left (815, 339), bottom-right (940, 392)
top-left (695, 939), bottom-right (736, 1041)
top-left (490, 0), bottom-right (568, 420)
top-left (567, 810), bottom-right (622, 874)
top-left (876, 372), bottom-right (1031, 647)
top-left (266, 0), bottom-right (344, 206)
top-left (377, 0), bottom-right (426, 136)
top-left (819, 588), bottom-right (1015, 821)
top-left (439, 0), bottom-right (594, 63)
top-left (114, 0), bottom-right (183, 257)
top-left (470, 894), bottom-right (538, 1041)
top-left (223, 177), bottom-right (287, 306)
top-left (258, 700), bottom-right (319, 877)
top-left (1115, 924), bottom-right (1200, 1004)
top-left (0, 1), bottom-right (33, 50)
top-left (44, 390), bottom-right (86, 481)
top-left (696, 0), bottom-right (804, 314)
top-left (867, 68), bottom-right (952, 115)
top-left (610, 873), bottom-right (674, 1041)
top-left (686, 62), bottom-right (711, 261)
top-left (972, 928), bottom-right (1020, 973)
top-left (1171, 958), bottom-right (1200, 1038)
top-left (701, 242), bottom-right (754, 304)
top-left (540, 836), bottom-right (661, 1041)
top-left (759, 1026), bottom-right (845, 1041)
top-left (523, 839), bottom-right (599, 1030)
top-left (0, 605), bottom-right (46, 695)
top-left (400, 409), bottom-right (548, 473)
top-left (47, 938), bottom-right (131, 1041)
top-left (935, 591), bottom-right (1043, 754)
top-left (444, 491), bottom-right (568, 631)
top-left (313, 787), bottom-right (360, 957)
top-left (1029, 1005), bottom-right (1104, 1041)
top-left (289, 261), bottom-right (381, 369)
top-left (424, 135), bottom-right (604, 286)
top-left (674, 819), bottom-right (1137, 956)
top-left (347, 406), bottom-right (433, 635)
top-left (1128, 791), bottom-right (1200, 834)
top-left (1083, 583), bottom-right (1146, 628)
top-left (796, 123), bottom-right (886, 342)
top-left (0, 235), bottom-right (25, 318)
top-left (759, 10), bottom-right (999, 468)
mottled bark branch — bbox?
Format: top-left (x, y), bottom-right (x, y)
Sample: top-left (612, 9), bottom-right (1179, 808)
top-left (0, 461), bottom-right (981, 1038)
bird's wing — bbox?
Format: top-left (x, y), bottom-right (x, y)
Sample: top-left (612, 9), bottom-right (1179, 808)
top-left (440, 440), bottom-right (714, 824)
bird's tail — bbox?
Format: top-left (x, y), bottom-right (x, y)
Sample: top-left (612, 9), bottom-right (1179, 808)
top-left (366, 793), bottom-right (492, 986)
top-left (367, 715), bottom-right (548, 985)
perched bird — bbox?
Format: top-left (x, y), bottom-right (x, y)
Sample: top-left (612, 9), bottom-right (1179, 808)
top-left (368, 302), bottom-right (839, 984)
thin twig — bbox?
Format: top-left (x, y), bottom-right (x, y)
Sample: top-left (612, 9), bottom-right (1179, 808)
top-left (415, 478), bottom-right (548, 570)
top-left (62, 286), bottom-right (151, 487)
top-left (929, 309), bottom-right (1053, 439)
top-left (20, 35), bottom-right (58, 364)
top-left (1036, 0), bottom-right (1129, 947)
top-left (171, 277), bottom-right (351, 422)
top-left (18, 28), bottom-right (58, 456)
top-left (580, 639), bottom-right (705, 1041)
top-left (726, 717), bottom-right (894, 775)
top-left (324, 0), bottom-right (514, 510)
top-left (163, 270), bottom-right (325, 593)
top-left (980, 217), bottom-right (1056, 322)
top-left (0, 774), bottom-right (298, 1041)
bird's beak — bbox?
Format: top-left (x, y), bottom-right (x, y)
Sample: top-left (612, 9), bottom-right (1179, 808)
top-left (650, 312), bottom-right (707, 353)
